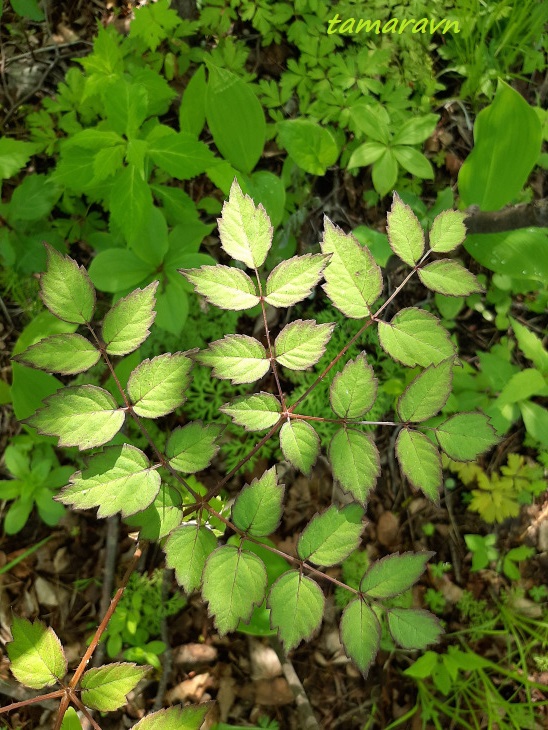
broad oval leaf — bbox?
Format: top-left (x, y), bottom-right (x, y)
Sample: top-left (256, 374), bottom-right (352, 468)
top-left (436, 413), bottom-right (498, 461)
top-left (418, 259), bottom-right (483, 296)
top-left (218, 179), bottom-right (272, 269)
top-left (330, 352), bottom-right (378, 419)
top-left (277, 119), bottom-right (339, 176)
top-left (7, 617), bottom-right (67, 689)
top-left (165, 524), bottom-right (218, 593)
top-left (58, 444), bottom-right (161, 518)
top-left (328, 428), bottom-right (380, 504)
top-left (265, 254), bottom-right (329, 308)
top-left (40, 244), bottom-right (95, 324)
top-left (131, 703), bottom-right (213, 730)
top-left (298, 504), bottom-right (364, 566)
top-left (232, 466), bottom-right (284, 537)
top-left (340, 599), bottom-right (381, 677)
top-left (279, 420), bottom-right (320, 476)
top-left (397, 359), bottom-right (453, 423)
top-left (221, 392), bottom-right (281, 431)
top-left (360, 552), bottom-right (434, 599)
top-left (148, 131), bottom-right (215, 180)
top-left (181, 265), bottom-right (260, 310)
top-left (80, 663), bottom-right (149, 712)
top-left (13, 333), bottom-right (100, 375)
top-left (395, 428), bottom-right (442, 502)
top-left (102, 282), bottom-right (158, 356)
top-left (386, 193), bottom-right (425, 266)
top-left (127, 352), bottom-right (193, 418)
top-left (274, 319), bottom-right (334, 370)
top-left (166, 422), bottom-right (223, 473)
top-left (378, 308), bottom-right (455, 367)
top-left (429, 210), bottom-right (467, 253)
top-left (196, 334), bottom-right (269, 385)
top-left (387, 608), bottom-right (443, 650)
top-left (268, 571), bottom-right (324, 652)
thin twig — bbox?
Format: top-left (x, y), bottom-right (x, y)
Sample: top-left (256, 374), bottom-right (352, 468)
top-left (92, 515), bottom-right (119, 667)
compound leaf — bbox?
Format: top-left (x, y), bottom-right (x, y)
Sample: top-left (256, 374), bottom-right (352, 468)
top-left (387, 608), bottom-right (443, 650)
top-left (181, 265), bottom-right (259, 310)
top-left (131, 703), bottom-right (213, 730)
top-left (196, 335), bottom-right (269, 384)
top-left (274, 320), bottom-right (334, 370)
top-left (165, 524), bottom-right (217, 593)
top-left (80, 663), bottom-right (149, 712)
top-left (41, 244), bottom-right (95, 324)
top-left (321, 218), bottom-right (383, 319)
top-left (378, 308), bottom-right (455, 367)
top-left (7, 617), bottom-right (66, 689)
top-left (127, 352), bottom-right (193, 418)
top-left (328, 428), bottom-right (380, 504)
top-left (386, 193), bottom-right (424, 266)
top-left (418, 259), bottom-right (483, 296)
top-left (218, 179), bottom-right (272, 269)
top-left (340, 600), bottom-right (380, 677)
top-left (166, 422), bottom-right (223, 473)
top-left (13, 334), bottom-right (100, 375)
top-left (202, 546), bottom-right (267, 634)
top-left (397, 359), bottom-right (453, 422)
top-left (232, 466), bottom-right (284, 537)
top-left (436, 413), bottom-right (498, 461)
top-left (58, 445), bottom-right (161, 518)
top-left (298, 504), bottom-right (364, 566)
top-left (220, 392), bottom-right (281, 431)
top-left (102, 282), bottom-right (158, 356)
top-left (265, 254), bottom-right (328, 307)
top-left (279, 420), bottom-right (320, 476)
top-left (330, 353), bottom-right (378, 419)
top-left (24, 385), bottom-right (125, 450)
top-left (396, 428), bottom-right (442, 501)
top-left (429, 210), bottom-right (467, 253)
top-left (268, 572), bottom-right (324, 652)
top-left (361, 552), bottom-right (434, 599)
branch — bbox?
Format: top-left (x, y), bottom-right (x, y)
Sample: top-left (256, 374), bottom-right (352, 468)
top-left (464, 201), bottom-right (548, 235)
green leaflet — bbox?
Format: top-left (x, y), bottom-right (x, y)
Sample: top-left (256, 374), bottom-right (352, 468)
top-left (196, 334), bottom-right (269, 384)
top-left (330, 352), bottom-right (378, 419)
top-left (125, 484), bottom-right (183, 541)
top-left (274, 319), bottom-right (334, 370)
top-left (428, 210), bottom-right (468, 253)
top-left (387, 608), bottom-right (443, 650)
top-left (218, 179), bottom-right (272, 269)
top-left (340, 600), bottom-right (380, 677)
top-left (267, 571), bottom-right (324, 652)
top-left (13, 333), bottom-right (100, 375)
top-left (510, 317), bottom-right (548, 374)
top-left (59, 444), bottom-right (161, 518)
top-left (147, 130), bottom-right (216, 180)
top-left (328, 428), bottom-right (380, 504)
top-left (127, 352), bottom-right (193, 418)
top-left (360, 552), bottom-right (434, 599)
top-left (386, 193), bottom-right (425, 266)
top-left (131, 704), bottom-right (213, 730)
top-left (7, 617), bottom-right (67, 689)
top-left (181, 264), bottom-right (260, 310)
top-left (24, 385), bottom-right (125, 450)
top-left (232, 466), bottom-right (284, 537)
top-left (265, 254), bottom-right (329, 308)
top-left (60, 707), bottom-right (82, 730)
top-left (298, 504), bottom-right (364, 566)
top-left (397, 359), bottom-right (453, 422)
top-left (321, 218), bottom-right (383, 319)
top-left (102, 282), bottom-right (158, 356)
top-left (436, 413), bottom-right (498, 461)
top-left (80, 663), bottom-right (149, 712)
top-left (166, 422), bottom-right (223, 473)
top-left (220, 392), bottom-right (281, 431)
top-left (277, 119), bottom-right (339, 176)
top-left (40, 243), bottom-right (95, 324)
top-left (109, 164), bottom-right (154, 244)
top-left (395, 428), bottom-right (442, 501)
top-left (164, 524), bottom-right (218, 593)
top-left (418, 259), bottom-right (483, 296)
top-left (279, 420), bottom-right (320, 476)
top-left (378, 308), bottom-right (455, 367)
top-left (202, 546), bottom-right (267, 634)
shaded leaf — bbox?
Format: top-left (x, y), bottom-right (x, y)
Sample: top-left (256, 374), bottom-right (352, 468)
top-left (165, 524), bottom-right (217, 593)
top-left (329, 428), bottom-right (380, 504)
top-left (131, 703), bottom-right (213, 729)
top-left (397, 359), bottom-right (453, 422)
top-left (330, 353), bottom-right (378, 419)
top-left (361, 552), bottom-right (434, 599)
top-left (268, 572), bottom-right (324, 652)
top-left (298, 504), bottom-right (364, 566)
top-left (436, 413), bottom-right (498, 461)
top-left (166, 422), bottom-right (223, 473)
top-left (396, 429), bottom-right (442, 501)
top-left (232, 466), bottom-right (284, 537)
top-left (387, 608), bottom-right (443, 650)
top-left (279, 420), bottom-right (320, 476)
top-left (340, 600), bottom-right (380, 677)
top-left (378, 308), bottom-right (455, 367)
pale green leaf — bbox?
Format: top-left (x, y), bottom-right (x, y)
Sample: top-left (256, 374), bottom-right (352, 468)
top-left (387, 608), bottom-right (443, 650)
top-left (59, 445), bottom-right (161, 518)
top-left (418, 259), bottom-right (484, 296)
top-left (279, 420), bottom-right (320, 476)
top-left (510, 317), bottom-right (548, 375)
top-left (495, 368), bottom-right (547, 408)
top-left (268, 572), bottom-right (324, 652)
top-left (165, 524), bottom-right (217, 593)
top-left (102, 282), bottom-right (158, 356)
top-left (298, 504), bottom-right (364, 566)
top-left (60, 707), bottom-right (82, 730)
top-left (181, 265), bottom-right (260, 310)
top-left (360, 552), bottom-right (434, 599)
top-left (436, 413), bottom-right (499, 461)
top-left (13, 334), bottom-right (100, 375)
top-left (265, 254), bottom-right (329, 307)
top-left (328, 428), bottom-right (380, 504)
top-left (125, 484), bottom-right (183, 541)
top-left (196, 335), bottom-right (269, 384)
top-left (131, 703), bottom-right (213, 730)
top-left (429, 210), bottom-right (468, 253)
top-left (220, 392), bottom-right (281, 431)
top-left (395, 429), bottom-right (442, 501)
top-left (274, 320), bottom-right (334, 370)
top-left (386, 193), bottom-right (425, 266)
top-left (330, 353), bottom-right (378, 419)
top-left (7, 617), bottom-right (67, 689)
top-left (202, 546), bottom-right (267, 634)
top-left (40, 244), bottom-right (95, 324)
top-left (378, 308), bottom-right (455, 367)
top-left (80, 663), bottom-right (149, 712)
top-left (397, 359), bottom-right (453, 422)
top-left (340, 600), bottom-right (380, 677)
top-left (127, 352), bottom-right (193, 418)
top-left (232, 466), bottom-right (284, 537)
top-left (24, 385), bottom-right (125, 450)
top-left (218, 179), bottom-right (272, 269)
top-left (166, 422), bottom-right (223, 473)
top-left (321, 218), bottom-right (383, 319)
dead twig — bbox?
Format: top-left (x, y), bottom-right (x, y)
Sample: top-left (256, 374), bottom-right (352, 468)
top-left (270, 637), bottom-right (320, 730)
